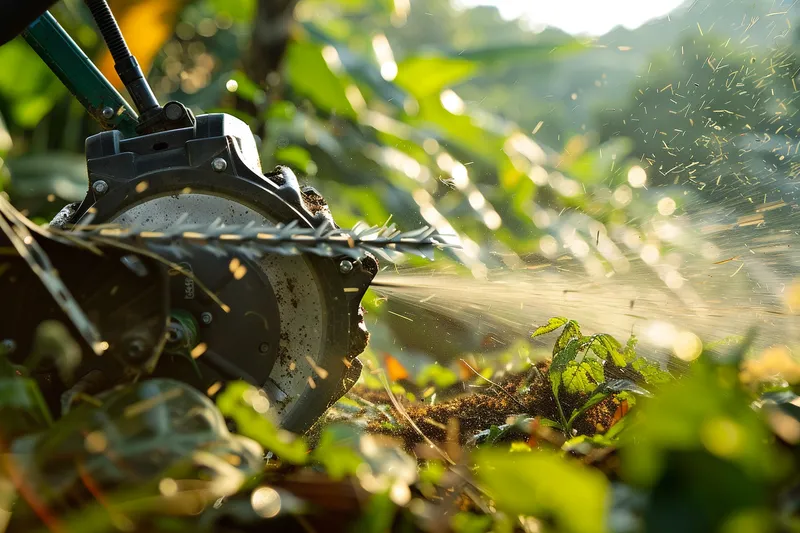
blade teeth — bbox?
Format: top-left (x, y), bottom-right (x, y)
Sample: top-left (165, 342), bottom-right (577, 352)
top-left (69, 217), bottom-right (455, 264)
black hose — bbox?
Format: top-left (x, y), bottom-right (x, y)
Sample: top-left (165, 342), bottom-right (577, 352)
top-left (83, 0), bottom-right (160, 115)
top-left (83, 0), bottom-right (129, 63)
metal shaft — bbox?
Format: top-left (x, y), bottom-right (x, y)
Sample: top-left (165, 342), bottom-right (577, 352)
top-left (84, 0), bottom-right (160, 116)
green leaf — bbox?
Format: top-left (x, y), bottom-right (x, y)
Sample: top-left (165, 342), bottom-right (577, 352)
top-left (562, 359), bottom-right (604, 395)
top-left (285, 41), bottom-right (356, 119)
top-left (590, 334), bottom-right (626, 367)
top-left (275, 145), bottom-right (314, 174)
top-left (410, 93), bottom-right (505, 160)
top-left (451, 512), bottom-right (493, 533)
top-left (0, 377), bottom-right (53, 434)
top-left (395, 41), bottom-right (586, 100)
top-left (352, 492), bottom-right (397, 533)
top-left (419, 461), bottom-right (446, 485)
top-left (531, 316), bottom-right (568, 339)
top-left (394, 56), bottom-right (476, 98)
top-left (474, 448), bottom-right (609, 533)
top-left (623, 335), bottom-right (638, 362)
top-left (554, 320), bottom-right (582, 354)
top-left (217, 382), bottom-right (308, 464)
top-left (549, 337), bottom-right (584, 397)
top-left (632, 357), bottom-right (672, 385)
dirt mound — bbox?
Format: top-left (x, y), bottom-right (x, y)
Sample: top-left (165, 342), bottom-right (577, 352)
top-left (350, 361), bottom-right (615, 449)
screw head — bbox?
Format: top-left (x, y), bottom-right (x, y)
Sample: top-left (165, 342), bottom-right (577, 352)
top-left (92, 180), bottom-right (109, 195)
top-left (200, 312), bottom-right (213, 325)
top-left (258, 342), bottom-right (270, 354)
top-left (211, 158), bottom-right (228, 172)
top-left (101, 106), bottom-right (115, 120)
top-left (338, 259), bottom-right (354, 274)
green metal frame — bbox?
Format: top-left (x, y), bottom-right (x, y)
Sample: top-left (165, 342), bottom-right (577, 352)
top-left (22, 11), bottom-right (139, 137)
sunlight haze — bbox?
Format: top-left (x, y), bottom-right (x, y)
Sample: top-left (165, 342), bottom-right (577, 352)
top-left (452, 0), bottom-right (686, 35)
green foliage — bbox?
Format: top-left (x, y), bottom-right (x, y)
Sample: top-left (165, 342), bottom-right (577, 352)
top-left (620, 358), bottom-right (791, 533)
top-left (309, 423), bottom-right (364, 480)
top-left (474, 448), bottom-right (609, 533)
top-left (285, 41), bottom-right (356, 119)
top-left (450, 512), bottom-right (493, 533)
top-left (415, 363), bottom-right (459, 389)
top-left (216, 381), bottom-right (309, 464)
top-left (535, 316), bottom-right (666, 431)
top-left (393, 56), bottom-right (476, 98)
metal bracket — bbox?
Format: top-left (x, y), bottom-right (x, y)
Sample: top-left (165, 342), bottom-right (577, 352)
top-left (22, 12), bottom-right (138, 137)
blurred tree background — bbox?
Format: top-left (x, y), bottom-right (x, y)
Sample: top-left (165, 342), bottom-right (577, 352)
top-left (0, 0), bottom-right (798, 353)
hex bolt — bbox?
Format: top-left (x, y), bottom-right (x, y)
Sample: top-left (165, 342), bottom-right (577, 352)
top-left (200, 312), bottom-right (213, 325)
top-left (338, 259), bottom-right (354, 274)
top-left (101, 106), bottom-right (115, 120)
top-left (258, 342), bottom-right (270, 354)
top-left (92, 180), bottom-right (109, 195)
top-left (211, 158), bottom-right (228, 172)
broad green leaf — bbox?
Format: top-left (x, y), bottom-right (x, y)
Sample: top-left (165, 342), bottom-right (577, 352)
top-left (396, 41), bottom-right (586, 99)
top-left (394, 56), bottom-right (476, 98)
top-left (285, 41), bottom-right (356, 119)
top-left (531, 316), bottom-right (568, 339)
top-left (303, 23), bottom-right (409, 108)
top-left (590, 334), bottom-right (626, 367)
top-left (411, 93), bottom-right (505, 159)
top-left (0, 377), bottom-right (53, 431)
top-left (474, 448), bottom-right (608, 533)
top-left (554, 320), bottom-right (582, 354)
top-left (550, 337), bottom-right (583, 397)
top-left (275, 145), bottom-right (314, 174)
top-left (632, 357), bottom-right (672, 385)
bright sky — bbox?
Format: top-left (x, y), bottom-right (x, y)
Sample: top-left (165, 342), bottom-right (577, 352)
top-left (452, 0), bottom-right (685, 36)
